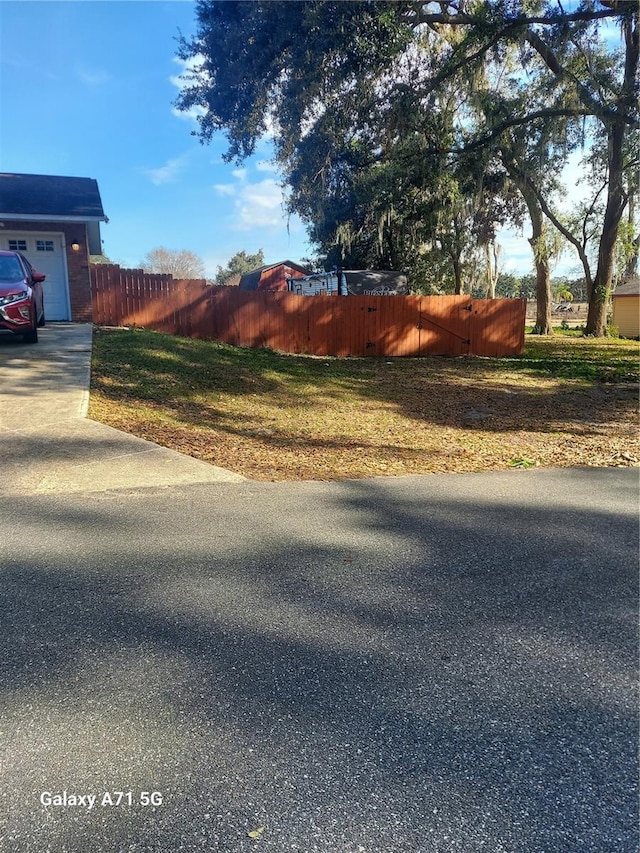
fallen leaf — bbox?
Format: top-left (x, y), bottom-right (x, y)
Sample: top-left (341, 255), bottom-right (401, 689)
top-left (247, 826), bottom-right (265, 840)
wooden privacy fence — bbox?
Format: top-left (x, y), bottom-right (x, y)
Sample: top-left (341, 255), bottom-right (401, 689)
top-left (90, 264), bottom-right (526, 357)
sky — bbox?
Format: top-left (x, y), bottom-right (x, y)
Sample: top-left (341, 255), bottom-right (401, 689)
top-left (0, 1), bottom-right (586, 280)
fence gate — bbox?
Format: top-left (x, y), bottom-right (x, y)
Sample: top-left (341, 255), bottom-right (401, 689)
top-left (418, 296), bottom-right (472, 356)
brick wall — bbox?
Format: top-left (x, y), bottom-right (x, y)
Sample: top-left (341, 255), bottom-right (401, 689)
top-left (0, 219), bottom-right (92, 321)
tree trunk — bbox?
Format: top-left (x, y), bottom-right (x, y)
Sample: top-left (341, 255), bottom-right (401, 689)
top-left (623, 191), bottom-right (639, 281)
top-left (585, 232), bottom-right (615, 336)
top-left (504, 161), bottom-right (553, 333)
top-left (533, 251), bottom-right (553, 334)
top-left (585, 123), bottom-right (627, 336)
top-left (452, 256), bottom-right (463, 294)
top-left (527, 197), bottom-right (553, 334)
top-left (484, 241), bottom-right (499, 298)
top-left (585, 15), bottom-right (638, 335)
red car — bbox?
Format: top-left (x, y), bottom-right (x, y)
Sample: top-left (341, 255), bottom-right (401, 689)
top-left (0, 250), bottom-right (46, 343)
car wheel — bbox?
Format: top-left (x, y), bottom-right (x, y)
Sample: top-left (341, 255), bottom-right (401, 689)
top-left (23, 326), bottom-right (38, 344)
top-left (37, 311), bottom-right (46, 328)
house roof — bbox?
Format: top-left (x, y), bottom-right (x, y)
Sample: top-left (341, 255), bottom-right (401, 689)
top-left (223, 272), bottom-right (242, 287)
top-left (239, 260), bottom-right (311, 291)
top-left (341, 269), bottom-right (408, 295)
top-left (613, 277), bottom-right (640, 296)
top-left (0, 173), bottom-right (107, 222)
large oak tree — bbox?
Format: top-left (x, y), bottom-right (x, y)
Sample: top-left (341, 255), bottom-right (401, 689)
top-left (176, 1), bottom-right (639, 336)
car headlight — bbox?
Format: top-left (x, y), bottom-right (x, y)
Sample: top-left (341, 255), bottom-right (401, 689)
top-left (0, 292), bottom-right (29, 306)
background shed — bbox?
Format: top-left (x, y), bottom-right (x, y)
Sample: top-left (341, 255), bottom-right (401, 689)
top-left (341, 270), bottom-right (408, 295)
top-left (239, 260), bottom-right (311, 292)
top-left (612, 278), bottom-right (640, 338)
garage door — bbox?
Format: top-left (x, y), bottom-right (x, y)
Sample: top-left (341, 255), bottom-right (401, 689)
top-left (1, 232), bottom-right (71, 321)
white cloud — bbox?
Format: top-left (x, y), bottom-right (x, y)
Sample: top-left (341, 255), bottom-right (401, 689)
top-left (499, 228), bottom-right (534, 275)
top-left (261, 105), bottom-right (282, 142)
top-left (255, 160), bottom-right (277, 173)
top-left (77, 66), bottom-right (110, 86)
top-left (171, 104), bottom-right (206, 123)
top-left (210, 165), bottom-right (291, 232)
top-left (170, 54), bottom-right (206, 88)
top-left (235, 178), bottom-right (286, 229)
top-left (170, 55), bottom-right (208, 123)
top-left (144, 155), bottom-right (188, 186)
top-left (213, 184), bottom-right (236, 197)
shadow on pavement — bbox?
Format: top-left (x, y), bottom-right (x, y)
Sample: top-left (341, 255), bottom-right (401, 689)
top-left (0, 468), bottom-right (637, 851)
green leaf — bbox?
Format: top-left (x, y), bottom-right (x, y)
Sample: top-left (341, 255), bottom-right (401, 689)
top-left (508, 457), bottom-right (536, 469)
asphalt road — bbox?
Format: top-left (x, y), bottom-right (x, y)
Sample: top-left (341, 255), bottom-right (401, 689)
top-left (1, 468), bottom-right (638, 852)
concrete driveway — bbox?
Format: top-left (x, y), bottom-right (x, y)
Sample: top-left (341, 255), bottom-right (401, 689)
top-left (0, 324), bottom-right (244, 494)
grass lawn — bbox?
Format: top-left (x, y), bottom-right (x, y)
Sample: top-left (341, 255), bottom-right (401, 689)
top-left (88, 327), bottom-right (639, 481)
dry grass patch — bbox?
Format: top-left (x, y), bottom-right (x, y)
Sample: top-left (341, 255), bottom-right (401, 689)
top-left (89, 327), bottom-right (639, 480)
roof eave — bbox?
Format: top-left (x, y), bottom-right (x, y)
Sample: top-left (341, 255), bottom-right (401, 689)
top-left (0, 212), bottom-right (108, 223)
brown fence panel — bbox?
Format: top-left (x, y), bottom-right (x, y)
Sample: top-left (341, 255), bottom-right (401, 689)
top-left (297, 295), bottom-right (423, 357)
top-left (90, 265), bottom-right (525, 358)
top-left (419, 296), bottom-right (471, 356)
top-left (349, 297), bottom-right (378, 357)
top-left (263, 293), bottom-right (299, 352)
top-left (303, 295), bottom-right (337, 355)
top-left (143, 273), bottom-right (163, 328)
top-left (185, 282), bottom-right (214, 340)
top-left (248, 290), bottom-right (270, 348)
top-left (470, 298), bottom-right (526, 356)
top-left (264, 293), bottom-right (308, 353)
top-left (147, 277), bottom-right (175, 336)
top-left (127, 268), bottom-right (140, 324)
top-left (91, 263), bottom-right (105, 323)
top-left (208, 286), bottom-right (233, 343)
top-left (329, 294), bottom-right (351, 356)
top-left (147, 274), bottom-right (174, 334)
top-left (265, 293), bottom-right (286, 351)
top-left (336, 296), bottom-right (384, 356)
top-left (172, 280), bottom-right (206, 338)
top-left (107, 265), bottom-right (119, 323)
top-left (90, 264), bottom-right (105, 323)
top-left (376, 295), bottom-right (422, 357)
top-left (172, 279), bottom-right (188, 336)
top-left (91, 263), bottom-right (122, 325)
top-left (172, 281), bottom-right (187, 337)
top-left (210, 287), bottom-right (246, 347)
top-left (118, 266), bottom-right (129, 322)
top-left (137, 273), bottom-right (159, 330)
top-left (121, 267), bottom-right (132, 321)
top-left (124, 267), bottom-right (137, 323)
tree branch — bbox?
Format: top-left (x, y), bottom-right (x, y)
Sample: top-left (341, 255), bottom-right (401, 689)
top-left (446, 108), bottom-right (591, 154)
top-left (402, 3), bottom-right (620, 29)
top-left (407, 7), bottom-right (638, 130)
top-left (525, 27), bottom-right (639, 128)
top-left (528, 175), bottom-right (595, 291)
